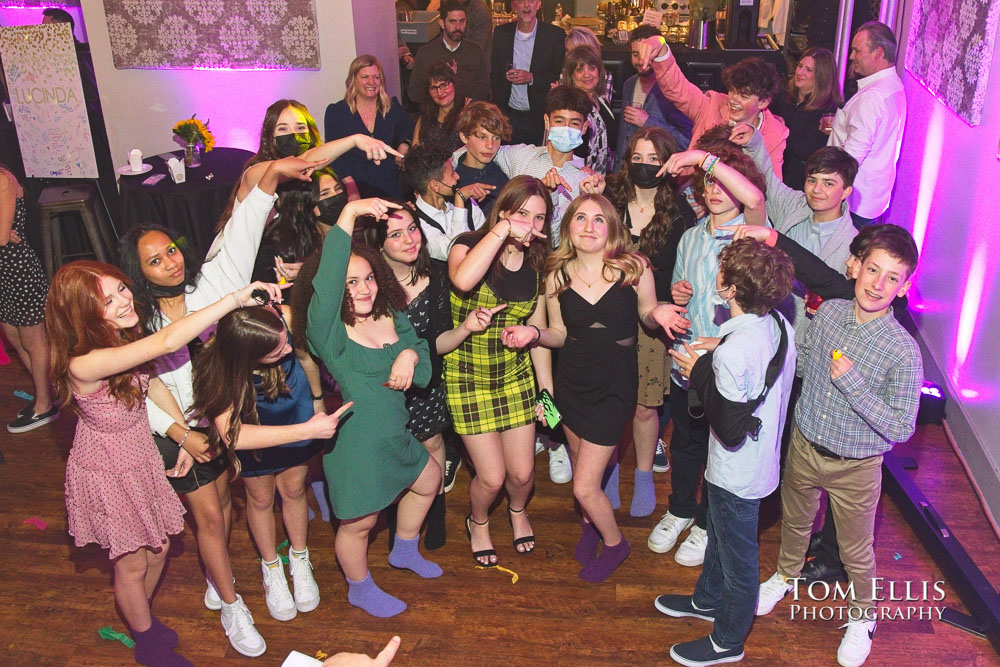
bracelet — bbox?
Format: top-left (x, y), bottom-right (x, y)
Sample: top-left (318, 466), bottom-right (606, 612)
top-left (765, 228), bottom-right (779, 247)
top-left (706, 156), bottom-right (720, 178)
top-left (231, 292), bottom-right (243, 309)
top-left (456, 189), bottom-right (467, 202)
top-left (491, 223), bottom-right (508, 241)
top-left (529, 325), bottom-right (541, 343)
top-left (311, 393), bottom-right (324, 401)
top-left (178, 429), bottom-right (190, 449)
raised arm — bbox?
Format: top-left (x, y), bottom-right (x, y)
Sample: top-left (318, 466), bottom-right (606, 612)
top-left (735, 126), bottom-right (805, 232)
top-left (661, 149), bottom-right (766, 225)
top-left (636, 36), bottom-right (709, 125)
top-left (69, 282), bottom-right (283, 391)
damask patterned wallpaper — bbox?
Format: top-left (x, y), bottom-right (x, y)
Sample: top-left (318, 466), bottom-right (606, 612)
top-left (905, 0), bottom-right (1000, 126)
top-left (101, 0), bottom-right (319, 70)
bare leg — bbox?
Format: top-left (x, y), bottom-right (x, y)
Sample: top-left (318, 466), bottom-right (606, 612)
top-left (274, 464), bottom-right (310, 552)
top-left (114, 549), bottom-right (153, 631)
top-left (632, 404), bottom-right (658, 472)
top-left (462, 432), bottom-right (506, 565)
top-left (184, 482), bottom-right (237, 604)
top-left (335, 512), bottom-right (378, 581)
top-left (569, 429), bottom-right (621, 546)
top-left (243, 474), bottom-right (279, 561)
top-left (500, 424), bottom-right (536, 551)
top-left (395, 457), bottom-right (442, 538)
top-left (143, 541), bottom-right (169, 601)
top-left (420, 433), bottom-right (446, 492)
top-left (214, 471), bottom-right (233, 541)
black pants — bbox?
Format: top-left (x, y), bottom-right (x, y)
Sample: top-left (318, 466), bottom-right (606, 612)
top-left (667, 381), bottom-right (709, 529)
top-left (504, 107), bottom-right (545, 146)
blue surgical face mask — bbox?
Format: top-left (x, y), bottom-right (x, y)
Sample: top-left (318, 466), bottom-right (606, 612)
top-left (711, 285), bottom-right (732, 308)
top-left (547, 125), bottom-right (584, 153)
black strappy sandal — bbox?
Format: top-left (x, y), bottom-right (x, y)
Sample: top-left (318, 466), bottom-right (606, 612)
top-left (465, 513), bottom-right (498, 567)
top-left (507, 504), bottom-right (535, 554)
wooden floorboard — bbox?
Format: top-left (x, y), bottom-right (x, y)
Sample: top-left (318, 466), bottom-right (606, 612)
top-left (1, 359), bottom-right (999, 666)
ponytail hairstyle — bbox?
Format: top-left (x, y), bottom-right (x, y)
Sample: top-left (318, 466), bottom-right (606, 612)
top-left (192, 307), bottom-right (289, 478)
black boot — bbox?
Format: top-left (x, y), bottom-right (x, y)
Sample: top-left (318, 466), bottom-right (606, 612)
top-left (424, 492), bottom-right (447, 550)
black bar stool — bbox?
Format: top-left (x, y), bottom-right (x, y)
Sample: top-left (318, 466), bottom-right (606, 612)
top-left (37, 184), bottom-right (118, 278)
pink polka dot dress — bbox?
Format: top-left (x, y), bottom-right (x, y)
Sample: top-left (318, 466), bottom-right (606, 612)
top-left (64, 374), bottom-right (186, 560)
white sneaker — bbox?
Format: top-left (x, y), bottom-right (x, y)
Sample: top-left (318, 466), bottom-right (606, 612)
top-left (837, 619), bottom-right (876, 667)
top-left (204, 577), bottom-right (222, 611)
top-left (548, 444), bottom-right (572, 483)
top-left (220, 594), bottom-right (267, 657)
top-left (535, 436), bottom-right (546, 456)
top-left (288, 548), bottom-right (320, 613)
top-left (261, 559), bottom-right (297, 621)
top-left (647, 512), bottom-right (694, 553)
top-left (756, 572), bottom-right (793, 616)
top-left (674, 525), bottom-right (708, 566)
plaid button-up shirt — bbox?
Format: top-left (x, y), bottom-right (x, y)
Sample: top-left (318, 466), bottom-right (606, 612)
top-left (795, 298), bottom-right (922, 458)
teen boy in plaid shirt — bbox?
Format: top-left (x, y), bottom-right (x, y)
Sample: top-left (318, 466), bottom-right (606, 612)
top-left (755, 225), bottom-right (922, 667)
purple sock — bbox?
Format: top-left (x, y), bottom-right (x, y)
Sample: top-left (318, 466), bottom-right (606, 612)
top-left (132, 625), bottom-right (192, 667)
top-left (311, 480), bottom-right (331, 522)
top-left (630, 469), bottom-right (656, 517)
top-left (148, 614), bottom-right (178, 648)
top-left (602, 463), bottom-right (621, 510)
top-left (578, 536), bottom-right (631, 583)
top-left (574, 520), bottom-right (601, 565)
top-left (347, 572), bottom-right (407, 618)
top-left (388, 535), bottom-right (443, 578)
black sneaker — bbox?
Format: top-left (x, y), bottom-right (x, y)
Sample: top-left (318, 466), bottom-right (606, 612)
top-left (443, 454), bottom-right (462, 493)
top-left (669, 635), bottom-right (744, 666)
top-left (654, 595), bottom-right (717, 622)
top-left (806, 531), bottom-right (824, 559)
top-left (801, 555), bottom-right (848, 584)
top-left (7, 406), bottom-right (59, 433)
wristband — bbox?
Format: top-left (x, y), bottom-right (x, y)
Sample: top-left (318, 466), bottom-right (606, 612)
top-left (311, 393), bottom-right (324, 401)
top-left (765, 228), bottom-right (778, 247)
top-left (178, 429), bottom-right (190, 449)
top-left (529, 325), bottom-right (541, 343)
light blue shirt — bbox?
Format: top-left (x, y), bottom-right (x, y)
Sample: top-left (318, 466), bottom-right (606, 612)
top-left (704, 312), bottom-right (797, 499)
top-left (785, 214), bottom-right (843, 256)
top-left (509, 20), bottom-right (537, 111)
top-left (670, 214), bottom-right (745, 382)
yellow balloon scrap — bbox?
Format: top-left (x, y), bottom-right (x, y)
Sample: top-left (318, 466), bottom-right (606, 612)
top-left (476, 564), bottom-right (519, 584)
top-left (315, 650), bottom-right (328, 659)
top-left (832, 349), bottom-right (843, 360)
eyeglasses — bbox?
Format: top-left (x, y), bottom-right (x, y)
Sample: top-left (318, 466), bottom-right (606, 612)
top-left (429, 81), bottom-right (453, 93)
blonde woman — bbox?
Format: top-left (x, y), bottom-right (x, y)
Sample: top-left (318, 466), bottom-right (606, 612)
top-left (325, 55), bottom-right (415, 199)
top-left (504, 194), bottom-right (689, 582)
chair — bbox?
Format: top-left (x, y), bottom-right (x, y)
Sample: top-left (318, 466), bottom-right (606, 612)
top-left (37, 184), bottom-right (117, 279)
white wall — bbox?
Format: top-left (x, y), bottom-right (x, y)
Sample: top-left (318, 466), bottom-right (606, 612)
top-left (80, 0), bottom-right (358, 166)
top-left (888, 1), bottom-right (1000, 522)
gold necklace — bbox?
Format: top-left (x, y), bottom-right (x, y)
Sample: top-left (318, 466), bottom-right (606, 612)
top-left (572, 262), bottom-right (602, 288)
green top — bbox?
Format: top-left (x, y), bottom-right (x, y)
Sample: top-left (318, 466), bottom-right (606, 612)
top-left (306, 227), bottom-right (430, 519)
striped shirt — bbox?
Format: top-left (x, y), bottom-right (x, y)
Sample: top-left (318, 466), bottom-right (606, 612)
top-left (452, 143), bottom-right (590, 247)
top-left (669, 215), bottom-right (745, 380)
top-left (795, 298), bottom-right (922, 458)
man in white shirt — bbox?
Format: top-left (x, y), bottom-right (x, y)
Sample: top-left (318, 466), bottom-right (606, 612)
top-left (403, 143), bottom-right (485, 263)
top-left (828, 21), bottom-right (906, 229)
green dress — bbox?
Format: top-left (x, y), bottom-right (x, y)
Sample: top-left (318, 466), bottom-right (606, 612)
top-left (306, 227), bottom-right (430, 520)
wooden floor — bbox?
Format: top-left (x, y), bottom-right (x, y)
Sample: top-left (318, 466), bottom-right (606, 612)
top-left (1, 359), bottom-right (999, 667)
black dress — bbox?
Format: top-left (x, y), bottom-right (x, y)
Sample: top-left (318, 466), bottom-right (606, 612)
top-left (771, 92), bottom-right (839, 191)
top-left (554, 278), bottom-right (638, 447)
top-left (0, 196), bottom-right (48, 327)
top-left (403, 269), bottom-right (451, 442)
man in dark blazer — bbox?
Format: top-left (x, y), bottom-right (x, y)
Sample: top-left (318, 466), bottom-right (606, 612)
top-left (490, 0), bottom-right (565, 145)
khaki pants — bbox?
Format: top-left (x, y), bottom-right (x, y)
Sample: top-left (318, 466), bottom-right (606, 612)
top-left (777, 424), bottom-right (883, 611)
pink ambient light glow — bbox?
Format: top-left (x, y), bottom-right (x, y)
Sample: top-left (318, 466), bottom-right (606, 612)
top-left (955, 248), bottom-right (986, 368)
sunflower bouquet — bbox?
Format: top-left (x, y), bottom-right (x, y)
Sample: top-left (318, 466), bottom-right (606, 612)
top-left (172, 115), bottom-right (215, 152)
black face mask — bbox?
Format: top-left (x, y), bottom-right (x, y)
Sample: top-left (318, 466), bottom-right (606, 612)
top-left (147, 280), bottom-right (187, 299)
top-left (628, 162), bottom-right (665, 189)
top-left (274, 132), bottom-right (313, 158)
top-left (316, 192), bottom-right (348, 224)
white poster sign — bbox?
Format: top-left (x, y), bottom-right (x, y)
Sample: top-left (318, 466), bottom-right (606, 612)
top-left (0, 23), bottom-right (98, 178)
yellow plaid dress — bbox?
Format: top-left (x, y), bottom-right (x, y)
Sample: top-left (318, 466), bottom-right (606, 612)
top-left (444, 276), bottom-right (540, 435)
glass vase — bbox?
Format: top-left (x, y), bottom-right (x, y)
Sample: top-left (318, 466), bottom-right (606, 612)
top-left (184, 141), bottom-right (202, 168)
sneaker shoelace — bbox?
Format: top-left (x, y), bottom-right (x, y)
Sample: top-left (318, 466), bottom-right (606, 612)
top-left (265, 565), bottom-right (293, 602)
top-left (654, 514), bottom-right (684, 535)
top-left (839, 620), bottom-right (873, 648)
top-left (655, 441), bottom-right (666, 456)
top-left (761, 574), bottom-right (790, 597)
top-left (230, 599), bottom-right (256, 635)
top-left (550, 447), bottom-right (569, 465)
